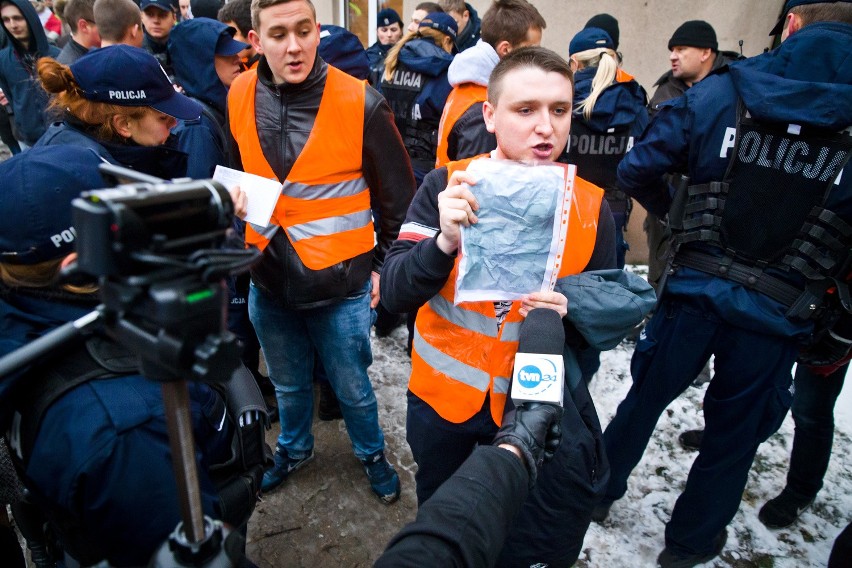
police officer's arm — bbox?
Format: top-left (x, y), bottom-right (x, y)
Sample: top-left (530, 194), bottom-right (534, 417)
top-left (362, 86), bottom-right (416, 274)
top-left (381, 167), bottom-right (458, 314)
top-left (616, 99), bottom-right (691, 218)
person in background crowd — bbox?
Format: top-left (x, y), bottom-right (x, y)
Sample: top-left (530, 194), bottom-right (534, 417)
top-left (55, 0), bottom-right (99, 63)
top-left (381, 12), bottom-right (456, 184)
top-left (365, 7), bottom-right (402, 88)
top-left (438, 0), bottom-right (479, 52)
top-left (217, 0), bottom-right (258, 70)
top-left (35, 45), bottom-right (192, 178)
top-left (435, 0), bottom-right (545, 168)
top-left (0, 30), bottom-right (20, 155)
top-left (178, 0), bottom-right (189, 19)
top-left (642, 19), bottom-right (740, 344)
top-left (190, 0), bottom-right (221, 19)
top-left (140, 0), bottom-right (177, 79)
top-left (169, 17), bottom-right (246, 178)
top-left (558, 27), bottom-right (648, 385)
top-left (29, 0), bottom-right (60, 42)
top-left (595, 2), bottom-right (852, 566)
top-left (0, 0), bottom-right (59, 149)
top-left (94, 0), bottom-right (143, 47)
top-left (560, 27), bottom-right (648, 271)
top-left (318, 23), bottom-right (369, 79)
top-left (406, 1), bottom-right (441, 34)
top-left (228, 0), bottom-right (414, 503)
top-left (583, 12), bottom-right (640, 85)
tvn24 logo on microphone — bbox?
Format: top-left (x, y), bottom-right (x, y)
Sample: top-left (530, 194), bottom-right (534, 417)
top-left (511, 353), bottom-right (564, 406)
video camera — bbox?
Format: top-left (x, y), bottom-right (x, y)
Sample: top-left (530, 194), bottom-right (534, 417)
top-left (0, 165), bottom-right (262, 567)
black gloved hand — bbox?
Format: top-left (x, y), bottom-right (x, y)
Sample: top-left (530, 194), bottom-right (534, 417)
top-left (492, 403), bottom-right (563, 488)
top-left (798, 330), bottom-right (852, 368)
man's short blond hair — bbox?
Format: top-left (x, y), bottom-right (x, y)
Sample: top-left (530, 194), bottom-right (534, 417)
top-left (250, 0), bottom-right (315, 33)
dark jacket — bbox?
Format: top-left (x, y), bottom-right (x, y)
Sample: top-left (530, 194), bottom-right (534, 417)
top-left (561, 66), bottom-right (649, 195)
top-left (0, 0), bottom-right (60, 145)
top-left (143, 31), bottom-right (174, 81)
top-left (648, 50), bottom-right (741, 116)
top-left (455, 3), bottom-right (481, 53)
top-left (227, 55), bottom-right (415, 309)
top-left (442, 39), bottom-right (498, 161)
top-left (380, 38), bottom-right (453, 177)
top-left (618, 22), bottom-right (852, 338)
top-left (0, 289), bottom-right (232, 566)
top-left (35, 119), bottom-right (189, 179)
top-left (168, 18), bottom-right (232, 179)
top-left (376, 446), bottom-right (528, 567)
top-left (55, 37), bottom-right (90, 65)
top-left (366, 40), bottom-right (391, 88)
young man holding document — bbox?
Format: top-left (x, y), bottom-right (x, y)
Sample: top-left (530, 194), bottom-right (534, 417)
top-left (381, 46), bottom-right (654, 566)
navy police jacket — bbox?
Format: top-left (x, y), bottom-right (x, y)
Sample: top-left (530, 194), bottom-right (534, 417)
top-left (617, 22), bottom-right (852, 338)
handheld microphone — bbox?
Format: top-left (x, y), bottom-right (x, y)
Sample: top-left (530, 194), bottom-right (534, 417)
top-left (510, 308), bottom-right (565, 407)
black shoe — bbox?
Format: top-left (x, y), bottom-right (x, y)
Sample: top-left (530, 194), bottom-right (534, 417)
top-left (759, 489), bottom-right (814, 529)
top-left (264, 397), bottom-right (279, 424)
top-left (318, 381), bottom-right (343, 421)
top-left (678, 429), bottom-right (704, 451)
top-left (591, 501), bottom-right (613, 523)
top-left (657, 529), bottom-right (726, 568)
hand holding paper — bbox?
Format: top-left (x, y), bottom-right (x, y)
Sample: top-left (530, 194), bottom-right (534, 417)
top-left (436, 170), bottom-right (480, 255)
top-left (212, 165), bottom-right (281, 227)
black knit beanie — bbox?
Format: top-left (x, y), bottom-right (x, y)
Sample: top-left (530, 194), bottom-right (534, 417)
top-left (668, 20), bottom-right (718, 51)
top-left (584, 13), bottom-right (619, 49)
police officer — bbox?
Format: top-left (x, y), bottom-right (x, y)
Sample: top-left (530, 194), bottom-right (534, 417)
top-left (381, 12), bottom-right (456, 185)
top-left (0, 145), bottom-right (264, 566)
top-left (594, 1), bottom-right (852, 566)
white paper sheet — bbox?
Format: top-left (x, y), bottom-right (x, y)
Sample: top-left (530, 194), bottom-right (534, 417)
top-left (212, 165), bottom-right (280, 227)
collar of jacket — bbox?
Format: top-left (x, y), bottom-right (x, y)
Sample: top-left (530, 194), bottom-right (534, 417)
top-left (257, 53), bottom-right (328, 95)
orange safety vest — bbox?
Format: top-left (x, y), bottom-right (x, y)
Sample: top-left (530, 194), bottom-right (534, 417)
top-left (409, 156), bottom-right (604, 425)
top-left (227, 66), bottom-right (375, 270)
top-left (615, 68), bottom-right (635, 83)
top-left (435, 83), bottom-right (488, 169)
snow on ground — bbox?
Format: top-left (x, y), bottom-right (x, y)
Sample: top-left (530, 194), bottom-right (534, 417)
top-left (372, 265), bottom-right (852, 567)
top-left (573, 266), bottom-right (852, 567)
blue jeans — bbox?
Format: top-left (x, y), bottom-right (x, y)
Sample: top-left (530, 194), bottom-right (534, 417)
top-left (602, 297), bottom-right (797, 557)
top-left (249, 282), bottom-right (384, 460)
top-left (786, 362), bottom-right (847, 501)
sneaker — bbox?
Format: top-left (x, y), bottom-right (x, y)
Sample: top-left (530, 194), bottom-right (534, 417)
top-left (758, 489), bottom-right (814, 529)
top-left (261, 447), bottom-right (315, 493)
top-left (678, 429), bottom-right (704, 451)
top-left (362, 452), bottom-right (401, 504)
top-left (591, 501), bottom-right (613, 523)
top-left (657, 529), bottom-right (727, 568)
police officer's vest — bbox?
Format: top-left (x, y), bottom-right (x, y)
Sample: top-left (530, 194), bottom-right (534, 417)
top-left (561, 119), bottom-right (633, 214)
top-left (7, 335), bottom-right (270, 565)
top-left (435, 83), bottom-right (487, 168)
top-left (669, 102), bottom-right (852, 320)
top-left (227, 66), bottom-right (375, 270)
top-left (408, 156), bottom-right (604, 425)
top-left (380, 61), bottom-right (440, 172)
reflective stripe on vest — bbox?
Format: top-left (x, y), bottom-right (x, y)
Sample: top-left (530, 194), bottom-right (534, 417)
top-left (227, 66), bottom-right (375, 270)
top-left (435, 83), bottom-right (488, 168)
top-left (409, 156), bottom-right (604, 424)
